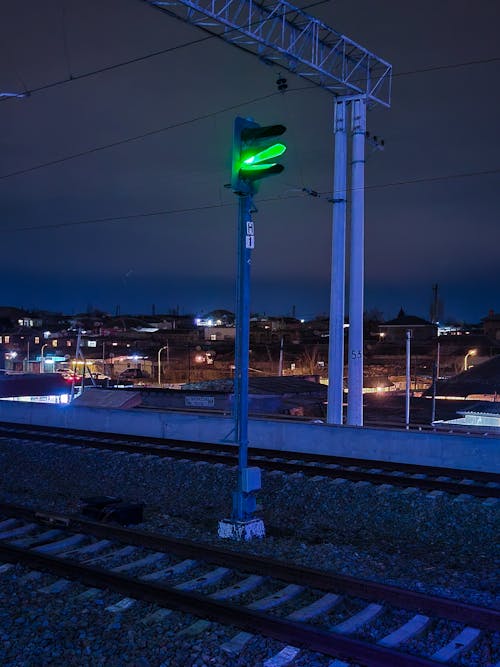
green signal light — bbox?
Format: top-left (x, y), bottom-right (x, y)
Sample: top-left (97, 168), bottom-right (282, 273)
top-left (243, 142), bottom-right (286, 166)
top-left (242, 163), bottom-right (278, 172)
top-left (231, 118), bottom-right (287, 193)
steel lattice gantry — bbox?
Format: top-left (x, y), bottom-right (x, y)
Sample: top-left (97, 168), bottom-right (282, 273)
top-left (144, 0), bottom-right (392, 427)
top-left (147, 0), bottom-right (391, 105)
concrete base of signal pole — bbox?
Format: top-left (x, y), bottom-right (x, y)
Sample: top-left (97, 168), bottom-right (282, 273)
top-left (218, 467), bottom-right (265, 540)
top-left (217, 517), bottom-right (265, 541)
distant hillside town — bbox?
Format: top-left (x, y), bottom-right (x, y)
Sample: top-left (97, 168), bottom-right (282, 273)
top-left (0, 305), bottom-right (498, 401)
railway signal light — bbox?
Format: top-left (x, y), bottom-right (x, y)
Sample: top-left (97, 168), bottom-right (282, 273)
top-left (231, 116), bottom-right (287, 195)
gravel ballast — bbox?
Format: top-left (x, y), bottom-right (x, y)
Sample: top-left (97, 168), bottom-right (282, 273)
top-left (0, 437), bottom-right (498, 666)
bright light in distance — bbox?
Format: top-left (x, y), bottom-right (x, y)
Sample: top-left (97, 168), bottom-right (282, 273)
top-left (196, 317), bottom-right (218, 327)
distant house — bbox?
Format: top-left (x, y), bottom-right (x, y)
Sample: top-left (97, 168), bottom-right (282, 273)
top-left (195, 310), bottom-right (235, 327)
top-left (482, 310), bottom-right (500, 342)
top-left (203, 326), bottom-right (235, 342)
top-left (250, 316), bottom-right (303, 344)
top-left (379, 308), bottom-right (437, 342)
top-left (426, 355), bottom-right (500, 401)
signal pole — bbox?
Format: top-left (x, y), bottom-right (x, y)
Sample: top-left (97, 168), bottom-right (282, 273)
top-left (232, 193), bottom-right (255, 518)
top-left (218, 117), bottom-right (287, 541)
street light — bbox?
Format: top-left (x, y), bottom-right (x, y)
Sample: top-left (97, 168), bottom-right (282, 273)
top-left (40, 343), bottom-right (48, 373)
top-left (464, 349), bottom-right (477, 371)
top-left (158, 343), bottom-right (169, 386)
top-left (25, 339), bottom-right (30, 373)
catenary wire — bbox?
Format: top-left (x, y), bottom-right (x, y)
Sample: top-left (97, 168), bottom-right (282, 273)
top-left (393, 56), bottom-right (500, 78)
top-left (9, 166), bottom-right (500, 233)
top-left (1, 48), bottom-right (498, 181)
top-left (0, 5), bottom-right (498, 188)
top-left (1, 0), bottom-right (330, 99)
top-left (0, 88), bottom-right (312, 182)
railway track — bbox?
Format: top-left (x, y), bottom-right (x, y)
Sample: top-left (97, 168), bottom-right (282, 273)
top-left (0, 421), bottom-right (498, 500)
top-left (0, 502), bottom-right (498, 667)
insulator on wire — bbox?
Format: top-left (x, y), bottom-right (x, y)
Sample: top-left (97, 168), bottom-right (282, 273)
top-left (276, 73), bottom-right (288, 93)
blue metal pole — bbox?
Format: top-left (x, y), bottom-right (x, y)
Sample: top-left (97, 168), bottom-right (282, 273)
top-left (347, 98), bottom-right (366, 426)
top-left (327, 98), bottom-right (348, 425)
top-left (233, 193), bottom-right (253, 520)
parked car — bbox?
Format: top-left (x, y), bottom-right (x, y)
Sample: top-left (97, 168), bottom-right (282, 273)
top-left (92, 373), bottom-right (111, 380)
top-left (57, 369), bottom-right (82, 383)
top-left (118, 368), bottom-right (150, 380)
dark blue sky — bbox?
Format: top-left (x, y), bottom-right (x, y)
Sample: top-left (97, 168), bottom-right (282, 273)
top-left (1, 0), bottom-right (499, 323)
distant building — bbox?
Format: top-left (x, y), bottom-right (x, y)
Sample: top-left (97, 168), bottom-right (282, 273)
top-left (203, 326), bottom-right (235, 342)
top-left (195, 310), bottom-right (235, 327)
top-left (379, 308), bottom-right (437, 342)
top-left (426, 355), bottom-right (500, 401)
top-left (482, 310), bottom-right (500, 342)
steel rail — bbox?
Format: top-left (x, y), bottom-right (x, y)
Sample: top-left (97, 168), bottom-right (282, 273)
top-left (0, 422), bottom-right (498, 498)
top-left (1, 419), bottom-right (497, 481)
top-left (0, 539), bottom-right (443, 667)
top-left (1, 502), bottom-right (498, 631)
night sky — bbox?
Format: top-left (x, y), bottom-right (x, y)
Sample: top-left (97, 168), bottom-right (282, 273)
top-left (1, 0), bottom-right (499, 323)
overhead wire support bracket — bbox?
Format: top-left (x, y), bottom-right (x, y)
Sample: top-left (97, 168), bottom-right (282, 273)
top-left (0, 92), bottom-right (27, 99)
top-left (146, 0), bottom-right (392, 107)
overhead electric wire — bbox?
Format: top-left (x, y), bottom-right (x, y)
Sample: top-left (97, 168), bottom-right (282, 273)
top-left (3, 42), bottom-right (498, 103)
top-left (1, 0), bottom-right (497, 104)
top-left (1, 2), bottom-right (499, 188)
top-left (394, 56), bottom-right (500, 78)
top-left (0, 0), bottom-right (329, 101)
top-left (1, 48), bottom-right (498, 181)
top-left (0, 34), bottom-right (213, 100)
top-left (9, 166), bottom-right (500, 233)
top-left (364, 167), bottom-right (500, 191)
top-left (15, 201), bottom-right (236, 231)
top-left (0, 88), bottom-right (309, 182)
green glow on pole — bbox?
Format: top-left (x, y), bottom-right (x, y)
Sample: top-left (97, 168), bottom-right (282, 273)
top-left (243, 142), bottom-right (286, 165)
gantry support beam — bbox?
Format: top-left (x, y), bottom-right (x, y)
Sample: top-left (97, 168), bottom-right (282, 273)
top-left (146, 0), bottom-right (391, 106)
